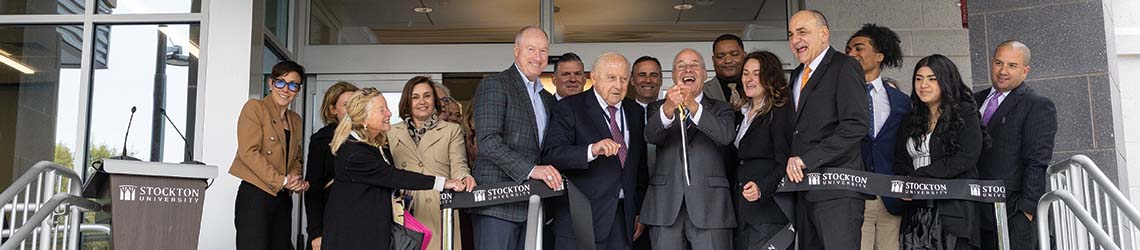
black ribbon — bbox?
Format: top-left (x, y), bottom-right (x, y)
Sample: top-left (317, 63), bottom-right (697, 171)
top-left (759, 167), bottom-right (1008, 250)
top-left (440, 179), bottom-right (596, 250)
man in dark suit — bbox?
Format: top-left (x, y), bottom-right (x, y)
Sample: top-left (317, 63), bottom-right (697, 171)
top-left (470, 26), bottom-right (563, 250)
top-left (542, 52), bottom-right (649, 250)
top-left (846, 23), bottom-right (910, 250)
top-left (642, 48), bottom-right (737, 250)
top-left (783, 10), bottom-right (871, 250)
top-left (702, 34), bottom-right (746, 105)
top-left (976, 40), bottom-right (1057, 250)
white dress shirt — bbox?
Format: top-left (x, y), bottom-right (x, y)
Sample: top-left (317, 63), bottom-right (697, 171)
top-left (868, 77), bottom-right (890, 137)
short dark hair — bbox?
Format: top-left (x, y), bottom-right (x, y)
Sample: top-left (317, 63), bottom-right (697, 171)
top-left (632, 56), bottom-right (661, 71)
top-left (397, 76), bottom-right (443, 120)
top-left (713, 34), bottom-right (745, 51)
top-left (849, 23), bottom-right (904, 68)
top-left (554, 52), bottom-right (583, 72)
top-left (270, 61), bottom-right (305, 79)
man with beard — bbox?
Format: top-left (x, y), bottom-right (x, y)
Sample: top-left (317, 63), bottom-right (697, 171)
top-left (703, 34), bottom-right (747, 107)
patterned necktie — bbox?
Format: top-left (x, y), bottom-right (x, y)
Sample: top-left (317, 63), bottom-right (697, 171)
top-left (727, 83), bottom-right (742, 106)
top-left (982, 92), bottom-right (1003, 125)
top-left (866, 84), bottom-right (875, 138)
top-left (607, 106), bottom-right (627, 167)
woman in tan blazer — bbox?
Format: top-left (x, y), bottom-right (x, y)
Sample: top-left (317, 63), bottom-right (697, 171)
top-left (228, 61), bottom-right (310, 250)
top-left (388, 76), bottom-right (476, 250)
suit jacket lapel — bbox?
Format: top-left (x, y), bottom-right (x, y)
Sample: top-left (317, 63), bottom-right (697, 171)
top-left (794, 49), bottom-right (836, 123)
top-left (703, 78), bottom-right (726, 101)
top-left (505, 64), bottom-right (542, 147)
top-left (418, 127), bottom-right (445, 155)
top-left (586, 90), bottom-right (615, 138)
top-left (986, 85), bottom-right (1027, 131)
top-left (390, 123), bottom-right (422, 162)
top-left (877, 87), bottom-right (908, 138)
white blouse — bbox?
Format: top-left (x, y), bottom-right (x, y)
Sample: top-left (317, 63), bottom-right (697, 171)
top-left (906, 133), bottom-right (933, 169)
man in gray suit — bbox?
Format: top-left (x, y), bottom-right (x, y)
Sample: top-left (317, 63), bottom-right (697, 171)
top-left (642, 48), bottom-right (737, 250)
top-left (470, 26), bottom-right (564, 250)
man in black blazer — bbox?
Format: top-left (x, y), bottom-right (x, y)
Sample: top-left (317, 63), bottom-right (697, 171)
top-left (542, 52), bottom-right (649, 250)
top-left (783, 10), bottom-right (871, 250)
top-left (976, 41), bottom-right (1057, 250)
top-left (642, 48), bottom-right (737, 250)
top-left (470, 26), bottom-right (563, 250)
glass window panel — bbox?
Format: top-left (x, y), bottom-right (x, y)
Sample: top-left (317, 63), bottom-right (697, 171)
top-left (98, 0), bottom-right (202, 14)
top-left (0, 25), bottom-right (84, 189)
top-left (309, 0), bottom-right (539, 45)
top-left (87, 24), bottom-right (200, 171)
top-left (553, 0), bottom-right (789, 42)
top-left (266, 0), bottom-right (290, 46)
top-left (0, 0), bottom-right (84, 14)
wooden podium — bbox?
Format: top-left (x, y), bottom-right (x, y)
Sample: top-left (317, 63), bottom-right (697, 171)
top-left (83, 159), bottom-right (217, 250)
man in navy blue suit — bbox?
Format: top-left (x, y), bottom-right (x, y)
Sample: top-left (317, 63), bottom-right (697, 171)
top-left (846, 23), bottom-right (911, 250)
top-left (542, 52), bottom-right (649, 250)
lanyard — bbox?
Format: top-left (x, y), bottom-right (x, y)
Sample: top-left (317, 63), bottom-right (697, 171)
top-left (601, 104), bottom-right (625, 134)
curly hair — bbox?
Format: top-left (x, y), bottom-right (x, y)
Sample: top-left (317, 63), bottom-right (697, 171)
top-left (905, 54), bottom-right (976, 155)
top-left (849, 23), bottom-right (903, 69)
top-left (737, 50), bottom-right (789, 116)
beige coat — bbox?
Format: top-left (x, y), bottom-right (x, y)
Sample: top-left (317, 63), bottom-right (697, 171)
top-left (388, 121), bottom-right (470, 250)
top-left (229, 98), bottom-right (303, 195)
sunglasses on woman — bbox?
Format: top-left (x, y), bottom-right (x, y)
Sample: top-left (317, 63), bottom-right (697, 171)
top-left (273, 79), bottom-right (302, 92)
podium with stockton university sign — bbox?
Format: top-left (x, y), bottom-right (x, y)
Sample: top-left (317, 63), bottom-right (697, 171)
top-left (83, 159), bottom-right (217, 250)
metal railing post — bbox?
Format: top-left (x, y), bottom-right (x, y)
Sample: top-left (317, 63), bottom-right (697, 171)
top-left (994, 202), bottom-right (1010, 250)
top-left (442, 208), bottom-right (454, 250)
top-left (523, 195), bottom-right (543, 250)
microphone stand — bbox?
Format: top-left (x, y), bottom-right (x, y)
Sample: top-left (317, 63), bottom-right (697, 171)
top-left (677, 103), bottom-right (691, 186)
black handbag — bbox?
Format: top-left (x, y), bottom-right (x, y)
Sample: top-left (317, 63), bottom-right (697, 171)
top-left (391, 190), bottom-right (425, 250)
top-left (901, 204), bottom-right (945, 250)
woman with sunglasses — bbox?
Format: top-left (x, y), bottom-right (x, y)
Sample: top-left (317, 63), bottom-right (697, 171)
top-left (305, 81), bottom-right (358, 250)
top-left (229, 61), bottom-right (310, 249)
top-left (387, 76), bottom-right (477, 250)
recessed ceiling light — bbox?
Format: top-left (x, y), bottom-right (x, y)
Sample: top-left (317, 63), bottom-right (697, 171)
top-left (414, 7), bottom-right (433, 13)
top-left (673, 3), bottom-right (693, 10)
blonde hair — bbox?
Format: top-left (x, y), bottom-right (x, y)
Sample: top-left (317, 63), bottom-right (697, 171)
top-left (331, 88), bottom-right (387, 155)
top-left (320, 81), bottom-right (360, 125)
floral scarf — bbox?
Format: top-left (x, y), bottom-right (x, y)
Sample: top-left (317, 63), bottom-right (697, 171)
top-left (405, 113), bottom-right (439, 144)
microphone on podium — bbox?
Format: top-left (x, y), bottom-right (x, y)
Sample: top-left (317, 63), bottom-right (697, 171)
top-left (111, 106), bottom-right (141, 161)
top-left (159, 108), bottom-right (205, 165)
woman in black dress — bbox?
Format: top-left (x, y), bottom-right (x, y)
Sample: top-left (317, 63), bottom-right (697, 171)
top-left (893, 54), bottom-right (984, 250)
top-left (323, 88), bottom-right (467, 249)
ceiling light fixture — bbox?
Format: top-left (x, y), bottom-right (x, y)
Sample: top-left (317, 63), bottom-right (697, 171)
top-left (0, 48), bottom-right (35, 74)
top-left (414, 7), bottom-right (434, 13)
top-left (673, 3), bottom-right (693, 10)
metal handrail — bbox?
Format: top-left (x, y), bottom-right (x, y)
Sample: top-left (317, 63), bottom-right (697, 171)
top-left (1047, 155), bottom-right (1140, 226)
top-left (0, 161), bottom-right (95, 250)
top-left (0, 193), bottom-right (100, 250)
top-left (0, 161), bottom-right (82, 205)
top-left (1038, 190), bottom-right (1120, 250)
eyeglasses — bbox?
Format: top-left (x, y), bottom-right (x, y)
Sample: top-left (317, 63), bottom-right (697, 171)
top-left (273, 79), bottom-right (302, 92)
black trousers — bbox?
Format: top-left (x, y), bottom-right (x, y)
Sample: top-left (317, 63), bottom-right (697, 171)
top-left (980, 207), bottom-right (1038, 250)
top-left (796, 196), bottom-right (865, 250)
top-left (235, 181), bottom-right (294, 250)
top-left (735, 223), bottom-right (787, 250)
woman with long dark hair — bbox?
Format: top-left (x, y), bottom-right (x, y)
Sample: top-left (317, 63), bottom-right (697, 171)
top-left (893, 54), bottom-right (984, 250)
top-left (732, 50), bottom-right (794, 250)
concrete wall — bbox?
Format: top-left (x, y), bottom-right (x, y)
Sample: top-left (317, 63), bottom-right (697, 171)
top-left (806, 0), bottom-right (971, 94)
top-left (1111, 0), bottom-right (1140, 204)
